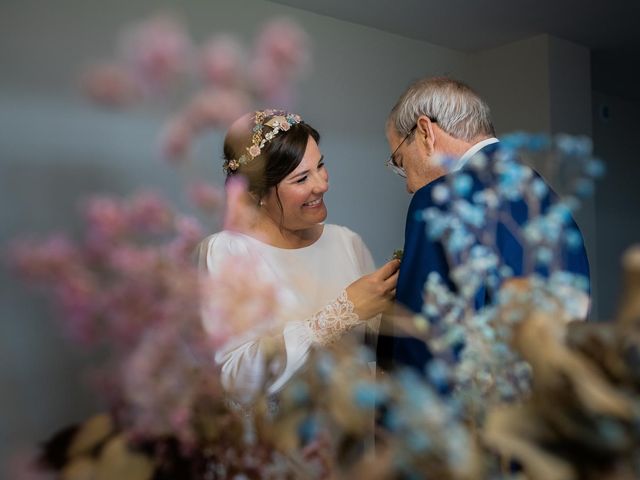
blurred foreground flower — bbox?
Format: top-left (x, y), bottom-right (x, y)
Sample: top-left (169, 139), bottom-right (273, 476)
top-left (6, 188), bottom-right (304, 478)
top-left (187, 181), bottom-right (225, 213)
top-left (12, 131), bottom-right (640, 480)
top-left (399, 134), bottom-right (600, 424)
top-left (80, 63), bottom-right (140, 107)
top-left (10, 192), bottom-right (198, 346)
top-left (119, 12), bottom-right (193, 95)
top-left (199, 34), bottom-right (247, 89)
top-left (78, 11), bottom-right (312, 165)
top-left (483, 244), bottom-right (640, 480)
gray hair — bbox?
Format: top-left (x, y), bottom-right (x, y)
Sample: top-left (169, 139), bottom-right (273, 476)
top-left (388, 77), bottom-right (495, 141)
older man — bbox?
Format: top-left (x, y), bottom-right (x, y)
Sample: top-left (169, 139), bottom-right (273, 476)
top-left (377, 77), bottom-right (590, 373)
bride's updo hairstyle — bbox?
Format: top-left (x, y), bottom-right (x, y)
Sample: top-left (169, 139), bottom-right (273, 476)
top-left (222, 110), bottom-right (320, 206)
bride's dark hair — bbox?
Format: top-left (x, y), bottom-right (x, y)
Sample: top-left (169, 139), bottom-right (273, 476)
top-left (223, 120), bottom-right (320, 210)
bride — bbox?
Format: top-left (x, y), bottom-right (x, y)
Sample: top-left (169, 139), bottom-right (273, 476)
top-left (199, 109), bottom-right (399, 403)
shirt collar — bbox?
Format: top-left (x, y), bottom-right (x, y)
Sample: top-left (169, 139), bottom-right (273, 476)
top-left (453, 137), bottom-right (499, 172)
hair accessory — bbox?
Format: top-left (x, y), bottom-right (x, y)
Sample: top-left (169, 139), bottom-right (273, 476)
top-left (223, 109), bottom-right (303, 174)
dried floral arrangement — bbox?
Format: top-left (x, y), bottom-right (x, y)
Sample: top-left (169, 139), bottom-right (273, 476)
top-left (7, 187), bottom-right (302, 479)
top-left (484, 245), bottom-right (640, 480)
top-left (78, 11), bottom-right (310, 165)
top-left (5, 134), bottom-right (625, 480)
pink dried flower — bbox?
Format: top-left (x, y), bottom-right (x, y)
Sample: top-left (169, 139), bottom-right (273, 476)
top-left (119, 13), bottom-right (193, 94)
top-left (7, 235), bottom-right (77, 282)
top-left (187, 182), bottom-right (224, 213)
top-left (126, 191), bottom-right (173, 234)
top-left (121, 320), bottom-right (216, 447)
top-left (166, 215), bottom-right (205, 261)
top-left (250, 18), bottom-right (310, 106)
top-left (159, 115), bottom-right (193, 163)
top-left (201, 253), bottom-right (280, 349)
top-left (200, 34), bottom-right (246, 89)
top-left (108, 245), bottom-right (159, 276)
top-left (249, 56), bottom-right (285, 98)
top-left (122, 325), bottom-right (192, 438)
top-left (184, 88), bottom-right (252, 130)
top-left (83, 196), bottom-right (128, 243)
top-left (223, 176), bottom-right (260, 234)
top-left (55, 270), bottom-right (100, 345)
top-left (101, 280), bottom-right (164, 344)
top-left (255, 18), bottom-right (310, 75)
top-left (81, 62), bottom-right (139, 107)
top-left (174, 215), bottom-right (204, 245)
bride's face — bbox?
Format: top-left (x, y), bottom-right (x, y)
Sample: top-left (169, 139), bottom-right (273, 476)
top-left (262, 136), bottom-right (329, 232)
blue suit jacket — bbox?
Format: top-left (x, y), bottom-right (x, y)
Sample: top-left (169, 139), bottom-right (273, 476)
top-left (376, 142), bottom-right (590, 373)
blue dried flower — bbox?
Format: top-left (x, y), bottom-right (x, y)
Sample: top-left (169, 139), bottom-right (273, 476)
top-left (437, 154), bottom-right (458, 171)
top-left (424, 303), bottom-right (440, 318)
top-left (549, 203), bottom-right (572, 225)
top-left (531, 178), bottom-right (548, 199)
top-left (468, 152), bottom-right (488, 169)
top-left (453, 173), bottom-right (473, 197)
top-left (575, 178), bottom-right (594, 197)
top-left (500, 132), bottom-right (528, 150)
top-left (496, 379), bottom-right (516, 399)
top-left (289, 381), bottom-right (310, 404)
top-left (497, 162), bottom-right (529, 201)
top-left (575, 275), bottom-right (589, 292)
top-left (407, 430), bottom-right (431, 453)
top-left (564, 229), bottom-right (583, 250)
top-left (585, 158), bottom-right (605, 178)
top-left (499, 265), bottom-right (514, 279)
top-left (556, 133), bottom-right (592, 156)
top-left (354, 382), bottom-right (387, 408)
top-left (596, 419), bottom-right (626, 446)
top-left (526, 133), bottom-right (552, 151)
top-left (315, 353), bottom-right (335, 380)
top-left (422, 208), bottom-right (449, 240)
top-left (382, 407), bottom-right (400, 431)
top-left (426, 358), bottom-right (450, 393)
top-left (524, 222), bottom-right (544, 244)
top-left (446, 227), bottom-right (472, 254)
top-left (454, 200), bottom-right (485, 228)
top-left (298, 416), bottom-right (319, 445)
top-left (432, 184), bottom-right (450, 204)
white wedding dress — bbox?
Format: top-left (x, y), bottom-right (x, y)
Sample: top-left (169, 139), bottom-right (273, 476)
top-left (199, 224), bottom-right (377, 403)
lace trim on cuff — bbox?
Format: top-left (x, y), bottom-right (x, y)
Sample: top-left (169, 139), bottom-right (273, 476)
top-left (306, 290), bottom-right (361, 346)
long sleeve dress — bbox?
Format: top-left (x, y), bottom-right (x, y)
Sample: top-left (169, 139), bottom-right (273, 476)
top-left (199, 224), bottom-right (377, 403)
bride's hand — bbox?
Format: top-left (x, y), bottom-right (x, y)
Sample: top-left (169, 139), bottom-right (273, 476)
top-left (346, 259), bottom-right (400, 320)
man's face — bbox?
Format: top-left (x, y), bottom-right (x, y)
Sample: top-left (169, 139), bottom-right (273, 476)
top-left (385, 125), bottom-right (445, 194)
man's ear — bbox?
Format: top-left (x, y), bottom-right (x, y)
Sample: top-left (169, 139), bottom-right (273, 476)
top-left (415, 115), bottom-right (436, 154)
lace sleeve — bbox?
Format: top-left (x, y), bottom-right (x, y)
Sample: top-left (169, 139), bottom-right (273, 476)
top-left (305, 290), bottom-right (362, 346)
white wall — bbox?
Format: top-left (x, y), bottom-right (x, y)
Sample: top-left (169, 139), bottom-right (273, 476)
top-left (467, 34), bottom-right (552, 134)
top-left (467, 34), bottom-right (593, 135)
top-left (548, 37), bottom-right (592, 136)
top-left (591, 92), bottom-right (640, 319)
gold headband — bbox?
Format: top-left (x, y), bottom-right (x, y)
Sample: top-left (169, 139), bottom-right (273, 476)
top-left (223, 109), bottom-right (303, 174)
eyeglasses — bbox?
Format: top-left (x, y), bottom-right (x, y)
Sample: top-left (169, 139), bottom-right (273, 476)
top-left (386, 125), bottom-right (417, 178)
